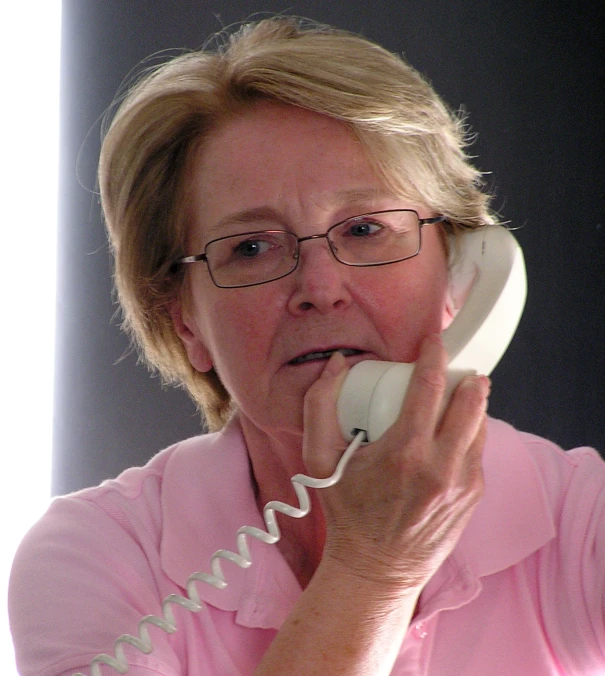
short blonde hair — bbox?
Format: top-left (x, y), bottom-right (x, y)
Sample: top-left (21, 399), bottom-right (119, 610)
top-left (99, 17), bottom-right (496, 430)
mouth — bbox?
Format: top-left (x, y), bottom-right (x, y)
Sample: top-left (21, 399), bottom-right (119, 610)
top-left (288, 347), bottom-right (364, 365)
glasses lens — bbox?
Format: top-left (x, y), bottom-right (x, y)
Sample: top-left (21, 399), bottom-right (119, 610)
top-left (330, 210), bottom-right (420, 265)
top-left (206, 231), bottom-right (298, 287)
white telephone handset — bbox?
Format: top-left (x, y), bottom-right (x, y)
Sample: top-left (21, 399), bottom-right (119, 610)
top-left (337, 225), bottom-right (527, 442)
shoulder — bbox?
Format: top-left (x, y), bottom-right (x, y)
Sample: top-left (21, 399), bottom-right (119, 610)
top-left (8, 429), bottom-right (230, 676)
top-left (486, 417), bottom-right (605, 509)
top-left (516, 425), bottom-right (605, 560)
top-left (486, 418), bottom-right (605, 602)
top-left (20, 432), bottom-right (216, 552)
top-left (9, 427), bottom-right (232, 589)
top-left (518, 426), bottom-right (605, 486)
top-left (493, 420), bottom-right (605, 665)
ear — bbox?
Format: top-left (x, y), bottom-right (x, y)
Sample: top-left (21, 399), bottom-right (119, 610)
top-left (441, 288), bottom-right (456, 330)
top-left (170, 300), bottom-right (214, 373)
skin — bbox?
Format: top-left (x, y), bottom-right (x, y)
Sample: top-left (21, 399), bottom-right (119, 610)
top-left (172, 101), bottom-right (488, 674)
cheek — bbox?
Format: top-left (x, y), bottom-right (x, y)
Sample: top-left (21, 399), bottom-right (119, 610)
top-left (196, 287), bottom-right (284, 368)
top-left (360, 260), bottom-right (449, 361)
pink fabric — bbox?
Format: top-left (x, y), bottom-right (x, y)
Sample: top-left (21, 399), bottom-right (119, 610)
top-left (9, 417), bottom-right (605, 675)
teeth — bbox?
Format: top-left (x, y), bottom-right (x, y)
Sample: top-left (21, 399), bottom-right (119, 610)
top-left (291, 348), bottom-right (361, 364)
top-left (297, 351), bottom-right (330, 363)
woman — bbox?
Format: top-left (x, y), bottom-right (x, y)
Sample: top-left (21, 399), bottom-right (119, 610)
top-left (9, 17), bottom-right (605, 675)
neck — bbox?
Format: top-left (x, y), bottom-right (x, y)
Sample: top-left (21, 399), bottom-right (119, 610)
top-left (239, 413), bottom-right (326, 588)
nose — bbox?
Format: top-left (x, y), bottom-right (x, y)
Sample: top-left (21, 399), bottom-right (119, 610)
top-left (286, 237), bottom-right (352, 315)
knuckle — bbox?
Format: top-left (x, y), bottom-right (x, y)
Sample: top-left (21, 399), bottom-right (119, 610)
top-left (455, 377), bottom-right (489, 410)
top-left (464, 465), bottom-right (485, 495)
top-left (414, 364), bottom-right (446, 395)
top-left (459, 463), bottom-right (485, 507)
top-left (399, 453), bottom-right (447, 499)
top-left (473, 475), bottom-right (486, 501)
top-left (304, 377), bottom-right (331, 408)
top-left (412, 462), bottom-right (442, 491)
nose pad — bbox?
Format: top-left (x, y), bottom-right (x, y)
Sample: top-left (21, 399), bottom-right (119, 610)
top-left (287, 238), bottom-right (351, 314)
top-left (296, 235), bottom-right (338, 271)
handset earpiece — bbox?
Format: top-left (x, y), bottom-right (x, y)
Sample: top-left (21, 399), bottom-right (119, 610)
top-left (337, 226), bottom-right (527, 442)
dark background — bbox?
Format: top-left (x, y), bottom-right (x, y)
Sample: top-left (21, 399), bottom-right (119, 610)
top-left (53, 0), bottom-right (605, 495)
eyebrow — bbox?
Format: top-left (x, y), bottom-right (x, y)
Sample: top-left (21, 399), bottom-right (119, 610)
top-left (205, 188), bottom-right (394, 239)
top-left (206, 207), bottom-right (285, 239)
top-left (327, 187), bottom-right (387, 205)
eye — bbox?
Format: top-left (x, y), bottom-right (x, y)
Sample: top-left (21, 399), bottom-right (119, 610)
top-left (232, 238), bottom-right (273, 258)
top-left (344, 218), bottom-right (384, 238)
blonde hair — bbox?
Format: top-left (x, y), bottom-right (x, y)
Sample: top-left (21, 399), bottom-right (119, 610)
top-left (99, 17), bottom-right (496, 430)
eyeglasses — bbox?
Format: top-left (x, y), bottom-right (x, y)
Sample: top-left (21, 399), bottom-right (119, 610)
top-left (174, 209), bottom-right (446, 288)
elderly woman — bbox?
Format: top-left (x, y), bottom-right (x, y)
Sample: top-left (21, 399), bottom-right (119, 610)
top-left (9, 17), bottom-right (605, 676)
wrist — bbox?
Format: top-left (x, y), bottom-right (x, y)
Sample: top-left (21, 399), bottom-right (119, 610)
top-left (314, 552), bottom-right (423, 614)
top-left (320, 536), bottom-right (434, 594)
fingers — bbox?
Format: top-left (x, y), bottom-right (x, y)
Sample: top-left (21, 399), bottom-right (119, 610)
top-left (394, 334), bottom-right (449, 439)
top-left (301, 338), bottom-right (489, 591)
top-left (438, 374), bottom-right (489, 451)
top-left (302, 352), bottom-right (350, 478)
top-left (301, 334), bottom-right (488, 493)
top-left (394, 334), bottom-right (489, 442)
top-left (387, 334), bottom-right (488, 502)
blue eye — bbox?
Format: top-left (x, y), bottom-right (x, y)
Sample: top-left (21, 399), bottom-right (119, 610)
top-left (345, 219), bottom-right (384, 237)
top-left (232, 238), bottom-right (272, 258)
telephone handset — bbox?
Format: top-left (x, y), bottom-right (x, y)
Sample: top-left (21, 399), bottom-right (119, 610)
top-left (337, 225), bottom-right (527, 442)
top-left (75, 224), bottom-right (526, 676)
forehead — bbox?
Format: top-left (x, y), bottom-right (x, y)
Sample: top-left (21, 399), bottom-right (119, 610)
top-left (198, 100), bottom-right (367, 174)
top-left (186, 102), bottom-right (390, 241)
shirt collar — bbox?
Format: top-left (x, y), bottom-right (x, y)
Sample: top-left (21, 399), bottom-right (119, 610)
top-left (160, 417), bottom-right (300, 629)
top-left (416, 417), bottom-right (557, 621)
top-left (452, 417), bottom-right (556, 577)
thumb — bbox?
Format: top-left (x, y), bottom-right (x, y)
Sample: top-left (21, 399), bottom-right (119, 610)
top-left (302, 352), bottom-right (350, 479)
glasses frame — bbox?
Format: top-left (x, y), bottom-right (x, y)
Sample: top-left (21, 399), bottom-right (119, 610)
top-left (174, 209), bottom-right (447, 289)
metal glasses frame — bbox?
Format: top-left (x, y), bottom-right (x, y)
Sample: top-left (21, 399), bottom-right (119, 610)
top-left (174, 209), bottom-right (447, 288)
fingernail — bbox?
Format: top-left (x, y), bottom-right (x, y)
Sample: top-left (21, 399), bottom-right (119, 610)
top-left (321, 351), bottom-right (346, 379)
top-left (461, 374), bottom-right (490, 392)
top-left (478, 375), bottom-right (491, 393)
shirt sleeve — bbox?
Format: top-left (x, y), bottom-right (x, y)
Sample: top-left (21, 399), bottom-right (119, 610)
top-left (8, 495), bottom-right (182, 676)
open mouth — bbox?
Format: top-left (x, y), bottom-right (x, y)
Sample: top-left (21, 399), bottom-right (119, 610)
top-left (289, 348), bottom-right (364, 365)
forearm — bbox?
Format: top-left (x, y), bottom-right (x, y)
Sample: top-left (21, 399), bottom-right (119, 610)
top-left (255, 557), bottom-right (419, 675)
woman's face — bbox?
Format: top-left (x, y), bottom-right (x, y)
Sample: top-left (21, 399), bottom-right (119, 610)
top-left (176, 102), bottom-right (451, 435)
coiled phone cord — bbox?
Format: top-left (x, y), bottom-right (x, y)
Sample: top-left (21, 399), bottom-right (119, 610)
top-left (73, 430), bottom-right (366, 676)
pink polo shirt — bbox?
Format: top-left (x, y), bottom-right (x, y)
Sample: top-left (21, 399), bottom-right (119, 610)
top-left (9, 417), bottom-right (605, 675)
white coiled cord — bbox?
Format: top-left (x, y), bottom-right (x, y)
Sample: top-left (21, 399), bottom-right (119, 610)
top-left (72, 430), bottom-right (366, 676)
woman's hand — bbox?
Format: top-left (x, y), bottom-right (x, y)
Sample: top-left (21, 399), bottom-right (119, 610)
top-left (302, 333), bottom-right (488, 595)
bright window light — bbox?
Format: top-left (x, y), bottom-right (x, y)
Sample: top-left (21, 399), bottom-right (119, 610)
top-left (1, 3), bottom-right (61, 674)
